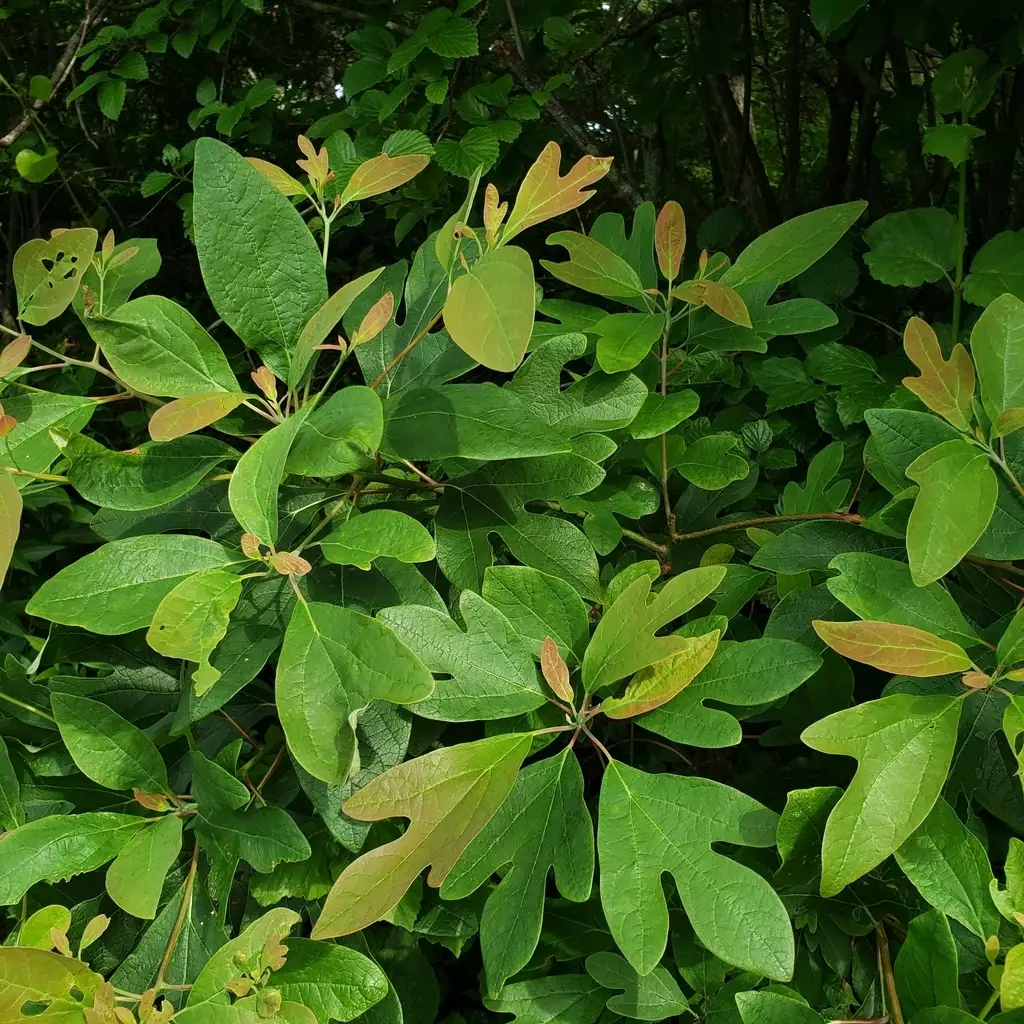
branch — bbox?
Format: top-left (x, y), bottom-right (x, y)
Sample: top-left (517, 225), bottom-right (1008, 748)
top-left (1, 0), bottom-right (110, 148)
top-left (496, 43), bottom-right (645, 208)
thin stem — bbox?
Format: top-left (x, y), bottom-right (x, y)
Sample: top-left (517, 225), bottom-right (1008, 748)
top-left (0, 323), bottom-right (20, 337)
top-left (0, 690), bottom-right (57, 723)
top-left (582, 723), bottom-right (612, 764)
top-left (369, 310), bottom-right (444, 391)
top-left (621, 527), bottom-right (668, 556)
top-left (977, 988), bottom-right (999, 1021)
top-left (0, 465), bottom-right (68, 483)
top-left (875, 923), bottom-right (904, 1024)
top-left (658, 293), bottom-right (675, 537)
top-left (672, 511), bottom-right (864, 542)
top-left (990, 449), bottom-right (1024, 500)
top-left (399, 459), bottom-right (441, 488)
top-left (242, 400), bottom-right (278, 425)
top-left (951, 154), bottom-right (968, 345)
top-left (155, 843), bottom-right (199, 991)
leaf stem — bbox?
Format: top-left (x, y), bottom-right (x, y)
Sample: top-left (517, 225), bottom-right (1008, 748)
top-left (671, 511), bottom-right (864, 542)
top-left (977, 988), bottom-right (999, 1021)
top-left (0, 689), bottom-right (57, 723)
top-left (0, 465), bottom-right (68, 483)
top-left (155, 842), bottom-right (199, 992)
top-left (369, 309), bottom-right (444, 391)
top-left (658, 292), bottom-right (675, 538)
top-left (875, 923), bottom-right (904, 1024)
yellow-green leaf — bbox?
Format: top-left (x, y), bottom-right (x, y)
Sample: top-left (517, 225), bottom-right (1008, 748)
top-left (541, 232), bottom-right (646, 300)
top-left (310, 733), bottom-right (532, 938)
top-left (601, 630), bottom-right (720, 719)
top-left (902, 316), bottom-right (975, 430)
top-left (443, 246), bottom-right (535, 372)
top-left (993, 408), bottom-right (1024, 439)
top-left (13, 228), bottom-right (98, 326)
top-left (0, 334), bottom-right (32, 378)
top-left (1003, 944), bottom-right (1024, 1012)
top-left (0, 947), bottom-right (104, 1015)
top-left (672, 280), bottom-right (751, 328)
top-left (19, 906), bottom-right (71, 950)
top-left (812, 619), bottom-right (971, 676)
top-left (246, 158), bottom-right (307, 198)
top-left (148, 391), bottom-right (247, 441)
top-left (0, 474), bottom-right (22, 592)
top-left (502, 142), bottom-right (612, 243)
top-left (655, 201), bottom-right (685, 282)
top-left (341, 153), bottom-right (430, 205)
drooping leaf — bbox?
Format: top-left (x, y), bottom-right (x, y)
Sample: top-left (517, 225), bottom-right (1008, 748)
top-left (275, 601), bottom-right (433, 785)
top-left (443, 247), bottom-right (535, 372)
top-left (905, 439), bottom-right (998, 585)
top-left (894, 908), bottom-right (959, 1019)
top-left (441, 749), bottom-right (593, 994)
top-left (52, 691), bottom-right (169, 793)
top-left (378, 590), bottom-right (545, 721)
top-left (601, 631), bottom-right (721, 719)
top-left (801, 694), bottom-right (963, 896)
top-left (581, 567), bottom-right (726, 692)
top-left (598, 760), bottom-right (793, 979)
top-left (228, 413), bottom-right (306, 544)
top-left (105, 813), bottom-right (183, 919)
top-left (321, 510), bottom-right (434, 570)
top-left (812, 620), bottom-right (972, 676)
top-left (26, 535), bottom-right (239, 634)
top-left (311, 733), bottom-right (532, 938)
top-left (194, 138), bottom-right (327, 378)
top-left (902, 316), bottom-right (975, 430)
top-left (148, 392), bottom-right (248, 442)
top-left (639, 638), bottom-right (822, 746)
top-left (502, 142), bottom-right (612, 243)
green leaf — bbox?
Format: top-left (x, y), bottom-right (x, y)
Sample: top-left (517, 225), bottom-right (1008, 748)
top-left (862, 208), bottom-right (959, 287)
top-left (894, 908), bottom-right (959, 1019)
top-left (193, 138), bottom-right (328, 378)
top-left (895, 797), bottom-right (1000, 940)
top-left (810, 0), bottom-right (867, 37)
top-left (826, 552), bottom-right (979, 647)
top-left (593, 313), bottom-right (665, 373)
top-left (782, 441), bottom-right (849, 513)
top-left (0, 948), bottom-right (104, 1015)
top-left (598, 761), bottom-right (793, 978)
top-left (13, 228), bottom-right (97, 326)
top-left (0, 736), bottom-right (23, 831)
top-left (98, 77), bottom-right (126, 119)
top-left (276, 601), bottom-right (433, 784)
top-left (735, 991), bottom-right (825, 1024)
top-left (751, 521), bottom-right (900, 574)
top-left (288, 270), bottom-right (384, 387)
top-left (443, 247), bottom-right (535, 372)
top-left (378, 591), bottom-right (545, 721)
top-left (906, 439), bottom-right (998, 585)
top-left (312, 733), bottom-right (532, 938)
top-left (674, 434), bottom-right (749, 490)
top-left (52, 691), bottom-right (168, 793)
top-left (321, 510), bottom-right (434, 570)
top-left (271, 938), bottom-right (389, 1023)
top-left (585, 951), bottom-right (688, 1020)
top-left (1, 392), bottom-right (95, 477)
top-left (0, 813), bottom-right (143, 904)
top-left (26, 535), bottom-right (239, 634)
top-left (964, 229), bottom-right (1024, 307)
top-left (813, 619), bottom-right (971, 676)
top-left (541, 232), bottom-right (646, 299)
top-left (638, 638), bottom-right (822, 747)
top-left (194, 800), bottom-right (310, 874)
top-left (63, 432), bottom-right (236, 511)
top-left (381, 385), bottom-right (569, 461)
top-left (148, 392), bottom-right (248, 441)
top-left (484, 976), bottom-right (607, 1024)
top-left (0, 475), bottom-right (21, 593)
top-left (1005, 946), bottom-right (1024, 1015)
top-left (88, 296), bottom-right (239, 397)
top-left (922, 123), bottom-right (985, 167)
top-left (14, 145), bottom-right (58, 183)
top-left (441, 749), bottom-right (593, 994)
top-left (147, 568), bottom-right (243, 692)
top-left (286, 386), bottom-right (382, 477)
top-left (629, 391), bottom-right (699, 439)
top-left (865, 407), bottom-right (961, 493)
top-left (801, 694), bottom-right (963, 896)
top-left (19, 905), bottom-right (71, 948)
top-left (481, 564), bottom-right (590, 664)
top-left (999, 609), bottom-right (1024, 666)
top-left (722, 202), bottom-right (866, 287)
top-left (229, 414), bottom-right (306, 544)
top-left (105, 814), bottom-right (183, 919)
top-left (427, 16), bottom-right (478, 57)
top-left (970, 293), bottom-right (1024, 421)
top-left (582, 566), bottom-right (726, 692)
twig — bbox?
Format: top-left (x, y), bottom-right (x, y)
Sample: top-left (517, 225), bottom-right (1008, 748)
top-left (672, 511), bottom-right (863, 541)
top-left (369, 310), bottom-right (444, 391)
top-left (504, 0), bottom-right (526, 59)
top-left (155, 843), bottom-right (199, 991)
top-left (875, 923), bottom-right (904, 1024)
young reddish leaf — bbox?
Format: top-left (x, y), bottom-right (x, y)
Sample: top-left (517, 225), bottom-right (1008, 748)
top-left (148, 392), bottom-right (247, 441)
top-left (251, 366), bottom-right (277, 401)
top-left (672, 280), bottom-right (752, 328)
top-left (340, 153), bottom-right (430, 205)
top-left (962, 669), bottom-right (991, 689)
top-left (601, 630), bottom-right (720, 719)
top-left (0, 334), bottom-right (32, 378)
top-left (443, 246), bottom-right (536, 371)
top-left (0, 474), bottom-right (22, 593)
top-left (483, 183), bottom-right (508, 246)
top-left (655, 201), bottom-right (686, 282)
top-left (268, 551), bottom-right (311, 576)
top-left (351, 292), bottom-right (395, 346)
top-left (295, 135), bottom-right (330, 191)
top-left (502, 142), bottom-right (612, 243)
top-left (812, 619), bottom-right (972, 676)
top-left (311, 733), bottom-right (532, 938)
top-left (902, 316), bottom-right (975, 430)
top-left (541, 636), bottom-right (573, 703)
